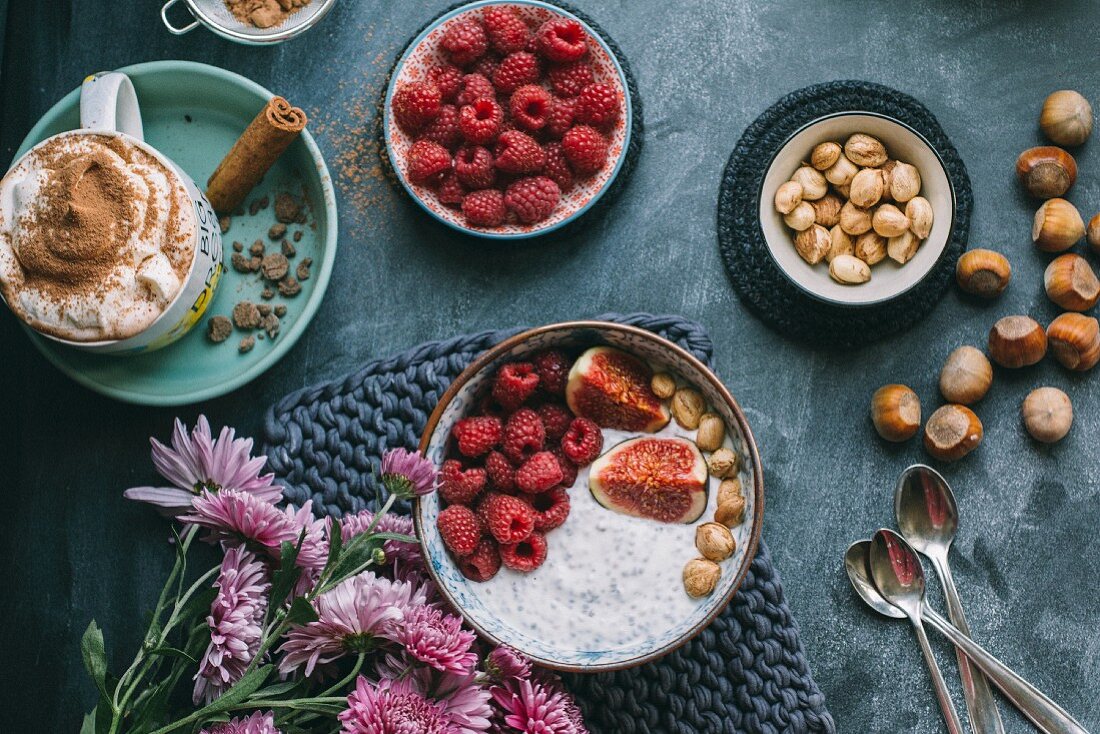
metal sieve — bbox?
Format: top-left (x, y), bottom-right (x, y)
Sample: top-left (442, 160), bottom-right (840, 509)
top-left (160, 0), bottom-right (338, 45)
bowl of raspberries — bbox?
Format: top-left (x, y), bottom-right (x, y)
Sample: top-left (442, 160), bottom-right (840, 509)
top-left (383, 0), bottom-right (631, 237)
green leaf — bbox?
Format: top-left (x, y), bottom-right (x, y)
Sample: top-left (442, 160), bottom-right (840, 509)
top-left (149, 646), bottom-right (198, 664)
top-left (178, 585), bottom-right (218, 627)
top-left (284, 596), bottom-right (319, 626)
top-left (251, 679), bottom-right (304, 699)
top-left (81, 620), bottom-right (109, 699)
top-left (79, 709), bottom-right (97, 734)
top-left (325, 534), bottom-right (381, 587)
top-left (196, 665), bottom-right (272, 716)
top-left (322, 518), bottom-right (343, 578)
top-left (268, 534), bottom-right (305, 611)
top-left (370, 532), bottom-right (417, 544)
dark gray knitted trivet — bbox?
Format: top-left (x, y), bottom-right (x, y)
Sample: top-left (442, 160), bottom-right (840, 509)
top-left (717, 80), bottom-right (973, 348)
top-left (262, 313), bottom-right (834, 734)
top-left (378, 0), bottom-right (644, 239)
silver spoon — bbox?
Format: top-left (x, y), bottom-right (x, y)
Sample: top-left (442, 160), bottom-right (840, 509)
top-left (853, 537), bottom-right (1090, 734)
top-left (895, 464), bottom-right (1004, 734)
top-left (868, 529), bottom-right (965, 734)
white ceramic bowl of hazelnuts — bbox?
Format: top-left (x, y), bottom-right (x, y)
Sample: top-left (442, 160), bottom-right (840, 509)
top-left (759, 112), bottom-right (955, 306)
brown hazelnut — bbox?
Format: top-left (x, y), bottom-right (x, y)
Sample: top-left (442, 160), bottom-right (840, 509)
top-left (905, 196), bottom-right (934, 239)
top-left (791, 166), bottom-right (828, 200)
top-left (871, 204), bottom-right (910, 238)
top-left (825, 155), bottom-right (858, 187)
top-left (695, 413), bottom-right (726, 452)
top-left (1033, 198), bottom-right (1085, 252)
top-left (955, 249), bottom-right (1012, 298)
top-left (1016, 146), bottom-right (1077, 199)
top-left (826, 225), bottom-right (855, 262)
top-left (810, 141), bottom-right (842, 170)
top-left (839, 201), bottom-right (872, 235)
top-left (939, 346), bottom-right (993, 404)
top-left (923, 404), bottom-right (983, 462)
top-left (889, 162), bottom-right (921, 202)
top-left (887, 231), bottom-right (920, 265)
top-left (715, 496), bottom-right (746, 527)
top-left (783, 201), bottom-right (816, 231)
top-left (794, 224), bottom-right (831, 265)
top-left (811, 193), bottom-right (843, 227)
top-left (1087, 213), bottom-right (1100, 255)
top-left (683, 558), bottom-right (721, 597)
top-left (1047, 312), bottom-right (1100, 371)
top-left (1044, 254), bottom-right (1100, 311)
top-left (844, 133), bottom-right (888, 167)
top-left (1022, 387), bottom-right (1073, 443)
top-left (671, 387), bottom-right (706, 429)
top-left (849, 168), bottom-right (885, 208)
top-left (773, 181), bottom-right (803, 215)
top-left (695, 522), bottom-right (736, 562)
top-left (988, 315), bottom-right (1047, 368)
top-left (650, 372), bottom-right (676, 400)
top-left (707, 447), bottom-right (740, 478)
top-left (854, 231), bottom-right (887, 265)
top-left (717, 477), bottom-right (742, 507)
top-left (871, 384), bottom-right (921, 442)
top-left (1040, 90), bottom-right (1092, 147)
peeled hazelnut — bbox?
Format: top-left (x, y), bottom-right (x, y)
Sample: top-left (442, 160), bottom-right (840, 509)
top-left (844, 133), bottom-right (888, 167)
top-left (1022, 387), bottom-right (1073, 443)
top-left (887, 230), bottom-right (920, 264)
top-left (833, 182), bottom-right (852, 199)
top-left (717, 477), bottom-right (742, 507)
top-left (849, 168), bottom-right (885, 208)
top-left (707, 447), bottom-right (739, 478)
top-left (714, 496), bottom-right (746, 527)
top-left (939, 346), bottom-right (992, 404)
top-left (871, 384), bottom-right (921, 442)
top-left (839, 201), bottom-right (872, 235)
top-left (1088, 213), bottom-right (1100, 255)
top-left (811, 141), bottom-right (842, 170)
top-left (1040, 90), bottom-right (1092, 147)
top-left (784, 201), bottom-right (816, 231)
top-left (794, 224), bottom-right (831, 265)
top-left (1044, 253), bottom-right (1100, 311)
top-left (811, 193), bottom-right (842, 227)
top-left (791, 166), bottom-right (828, 200)
top-left (826, 225), bottom-right (855, 262)
top-left (695, 522), bottom-right (736, 562)
top-left (773, 181), bottom-right (803, 215)
top-left (1047, 312), bottom-right (1100, 371)
top-left (695, 413), bottom-right (726, 452)
top-left (1016, 146), bottom-right (1077, 199)
top-left (650, 372), bottom-right (676, 399)
top-left (825, 155), bottom-right (858, 186)
top-left (854, 232), bottom-right (887, 265)
top-left (924, 404), bottom-right (983, 462)
top-left (955, 249), bottom-right (1012, 298)
top-left (872, 204), bottom-right (911, 238)
top-left (829, 254), bottom-right (871, 284)
top-left (683, 558), bottom-right (721, 598)
top-left (905, 196), bottom-right (934, 239)
top-left (1033, 198), bottom-right (1085, 252)
top-left (889, 162), bottom-right (921, 202)
top-left (879, 159), bottom-right (897, 202)
top-left (671, 387), bottom-right (706, 429)
top-left (988, 315), bottom-right (1047, 368)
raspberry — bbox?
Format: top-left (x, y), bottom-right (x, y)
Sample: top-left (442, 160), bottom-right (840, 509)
top-left (492, 362), bottom-right (540, 409)
top-left (458, 98), bottom-right (503, 145)
top-left (484, 6), bottom-right (530, 54)
top-left (561, 125), bottom-right (607, 175)
top-left (392, 81), bottom-right (442, 132)
top-left (534, 18), bottom-right (588, 63)
top-left (494, 130), bottom-right (546, 174)
top-left (457, 73), bottom-right (496, 106)
top-left (547, 61), bottom-right (594, 97)
top-left (500, 531), bottom-right (548, 572)
top-left (471, 54), bottom-right (501, 80)
top-left (430, 64), bottom-right (464, 102)
top-left (441, 18), bottom-right (488, 66)
top-left (406, 140), bottom-right (452, 186)
top-left (526, 487), bottom-right (570, 531)
top-left (483, 493), bottom-right (536, 544)
top-left (509, 85), bottom-right (553, 132)
top-left (545, 96), bottom-right (577, 139)
top-left (437, 171), bottom-right (465, 207)
top-left (452, 415), bottom-right (502, 457)
top-left (458, 537), bottom-right (501, 581)
top-left (537, 402), bottom-right (572, 441)
top-left (418, 104), bottom-right (461, 149)
top-left (438, 504), bottom-right (482, 557)
top-left (502, 407), bottom-right (546, 464)
top-left (439, 458), bottom-right (487, 505)
top-left (576, 83), bottom-right (621, 127)
top-left (485, 450), bottom-right (516, 492)
top-left (515, 451), bottom-right (564, 493)
top-left (505, 176), bottom-right (560, 224)
top-left (541, 142), bottom-right (574, 193)
top-left (550, 447), bottom-right (578, 488)
top-left (462, 189), bottom-right (506, 227)
top-left (561, 416), bottom-right (603, 466)
top-left (533, 349), bottom-right (572, 394)
top-left (492, 51), bottom-right (540, 93)
top-left (454, 145), bottom-right (496, 189)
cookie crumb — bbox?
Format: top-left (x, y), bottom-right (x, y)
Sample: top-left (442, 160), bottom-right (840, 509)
top-left (232, 301), bottom-right (261, 329)
top-left (260, 313), bottom-right (281, 339)
top-left (277, 277), bottom-right (301, 297)
top-left (281, 239), bottom-right (296, 257)
top-left (296, 260), bottom-right (311, 281)
top-left (248, 199), bottom-right (262, 216)
top-left (274, 192), bottom-right (301, 223)
top-left (249, 240), bottom-right (266, 257)
top-left (219, 216), bottom-right (231, 234)
top-left (232, 240), bottom-right (244, 252)
top-left (259, 195), bottom-right (269, 209)
top-left (293, 230), bottom-right (303, 242)
top-left (239, 335), bottom-right (256, 353)
top-left (261, 253), bottom-right (290, 281)
top-left (231, 252), bottom-right (252, 273)
top-left (207, 315), bottom-right (232, 343)
top-left (257, 304), bottom-right (272, 317)
top-left (261, 287), bottom-right (275, 300)
top-left (248, 256), bottom-right (262, 272)
top-left (274, 304), bottom-right (287, 317)
top-left (268, 223), bottom-right (287, 240)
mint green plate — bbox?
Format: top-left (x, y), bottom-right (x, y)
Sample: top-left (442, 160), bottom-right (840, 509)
top-left (13, 60), bottom-right (337, 406)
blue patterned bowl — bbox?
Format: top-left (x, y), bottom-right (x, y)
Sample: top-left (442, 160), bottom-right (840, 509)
top-left (415, 321), bottom-right (764, 672)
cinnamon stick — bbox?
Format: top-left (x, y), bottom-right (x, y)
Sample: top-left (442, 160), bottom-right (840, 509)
top-left (206, 96), bottom-right (307, 213)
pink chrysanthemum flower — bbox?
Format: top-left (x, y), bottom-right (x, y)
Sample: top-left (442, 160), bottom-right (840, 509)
top-left (193, 548), bottom-right (269, 704)
top-left (341, 510), bottom-right (423, 569)
top-left (283, 501), bottom-right (328, 595)
top-left (124, 416), bottom-right (281, 515)
top-left (182, 489), bottom-right (299, 553)
top-left (491, 678), bottom-right (581, 734)
top-left (200, 711), bottom-right (280, 734)
top-left (379, 448), bottom-right (438, 499)
top-left (418, 669), bottom-right (493, 734)
top-left (485, 646), bottom-right (531, 683)
top-left (277, 571), bottom-right (427, 677)
top-left (396, 604), bottom-right (478, 675)
top-left (339, 676), bottom-right (458, 734)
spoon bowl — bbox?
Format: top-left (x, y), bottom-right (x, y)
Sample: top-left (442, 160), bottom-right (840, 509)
top-left (895, 464), bottom-right (959, 554)
top-left (869, 528), bottom-right (927, 618)
top-left (844, 540), bottom-right (904, 619)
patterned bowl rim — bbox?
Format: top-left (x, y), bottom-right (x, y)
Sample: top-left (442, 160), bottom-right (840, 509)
top-left (382, 0), bottom-right (633, 240)
top-left (414, 320), bottom-right (766, 673)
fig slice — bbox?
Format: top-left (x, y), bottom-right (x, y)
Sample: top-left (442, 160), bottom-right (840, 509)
top-left (565, 346), bottom-right (670, 432)
top-left (588, 437), bottom-right (708, 524)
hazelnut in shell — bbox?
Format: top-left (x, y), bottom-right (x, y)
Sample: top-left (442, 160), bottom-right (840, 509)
top-left (784, 201), bottom-right (816, 231)
top-left (871, 384), bottom-right (921, 442)
top-left (956, 249), bottom-right (1012, 298)
top-left (1088, 213), bottom-right (1100, 255)
top-left (872, 204), bottom-right (910, 238)
top-left (1022, 387), bottom-right (1073, 443)
top-left (811, 141), bottom-right (842, 170)
top-left (1040, 90), bottom-right (1092, 147)
top-left (844, 133), bottom-right (888, 167)
top-left (905, 196), bottom-right (934, 239)
top-left (1047, 312), bottom-right (1100, 371)
top-left (695, 522), bottom-right (736, 562)
top-left (1015, 146), bottom-right (1077, 199)
top-left (924, 404), bottom-right (983, 462)
top-left (839, 201), bottom-right (872, 235)
top-left (791, 166), bottom-right (828, 200)
top-left (1032, 198), bottom-right (1085, 252)
top-left (794, 224), bottom-right (831, 265)
top-left (988, 315), bottom-right (1047, 368)
top-left (854, 232), bottom-right (887, 265)
top-left (849, 168), bottom-right (885, 208)
top-left (683, 558), bottom-right (721, 598)
top-left (939, 346), bottom-right (992, 404)
top-left (1044, 254), bottom-right (1100, 311)
top-left (774, 181), bottom-right (803, 215)
top-left (829, 254), bottom-right (871, 284)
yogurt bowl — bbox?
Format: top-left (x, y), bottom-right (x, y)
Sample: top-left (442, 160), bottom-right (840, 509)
top-left (415, 321), bottom-right (764, 672)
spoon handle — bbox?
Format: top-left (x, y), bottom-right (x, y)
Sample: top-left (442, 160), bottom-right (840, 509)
top-left (911, 618), bottom-right (966, 734)
top-left (924, 606), bottom-right (1090, 734)
top-left (931, 554), bottom-right (1005, 734)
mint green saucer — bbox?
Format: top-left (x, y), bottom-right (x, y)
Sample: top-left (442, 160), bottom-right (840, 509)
top-left (14, 60), bottom-right (337, 406)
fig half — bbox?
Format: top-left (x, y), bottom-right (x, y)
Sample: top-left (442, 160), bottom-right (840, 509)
top-left (588, 437), bottom-right (708, 524)
top-left (565, 346), bottom-right (670, 432)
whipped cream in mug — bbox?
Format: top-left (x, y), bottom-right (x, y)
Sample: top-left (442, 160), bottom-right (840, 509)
top-left (0, 132), bottom-right (196, 342)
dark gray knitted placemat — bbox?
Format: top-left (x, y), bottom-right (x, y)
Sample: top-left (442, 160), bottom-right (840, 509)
top-left (717, 80), bottom-right (973, 348)
top-left (262, 313), bottom-right (835, 734)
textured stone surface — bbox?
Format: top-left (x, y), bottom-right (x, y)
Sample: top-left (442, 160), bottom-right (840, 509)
top-left (2, 0), bottom-right (1099, 732)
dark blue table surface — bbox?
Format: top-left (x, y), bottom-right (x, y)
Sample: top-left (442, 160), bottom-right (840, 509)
top-left (3, 1), bottom-right (1099, 732)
